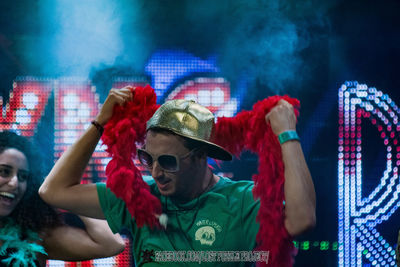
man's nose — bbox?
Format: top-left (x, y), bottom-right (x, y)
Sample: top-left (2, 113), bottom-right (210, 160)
top-left (151, 161), bottom-right (164, 179)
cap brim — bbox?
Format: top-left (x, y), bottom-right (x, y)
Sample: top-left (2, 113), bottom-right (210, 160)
top-left (203, 141), bottom-right (233, 161)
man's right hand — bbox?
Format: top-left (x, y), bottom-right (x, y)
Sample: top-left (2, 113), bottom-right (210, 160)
top-left (95, 86), bottom-right (134, 126)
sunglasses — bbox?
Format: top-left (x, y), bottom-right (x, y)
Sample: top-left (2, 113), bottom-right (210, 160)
top-left (137, 148), bottom-right (198, 173)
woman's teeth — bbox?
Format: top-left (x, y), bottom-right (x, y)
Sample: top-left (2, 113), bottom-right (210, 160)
top-left (0, 192), bottom-right (15, 200)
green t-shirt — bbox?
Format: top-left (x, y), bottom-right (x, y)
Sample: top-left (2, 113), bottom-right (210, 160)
top-left (97, 176), bottom-right (260, 266)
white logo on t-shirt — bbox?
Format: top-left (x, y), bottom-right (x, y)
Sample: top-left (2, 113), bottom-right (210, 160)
top-left (195, 226), bottom-right (216, 246)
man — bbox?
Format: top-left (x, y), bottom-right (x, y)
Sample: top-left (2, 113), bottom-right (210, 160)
top-left (39, 86), bottom-right (316, 266)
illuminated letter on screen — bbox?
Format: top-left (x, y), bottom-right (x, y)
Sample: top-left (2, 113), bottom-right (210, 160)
top-left (338, 81), bottom-right (399, 266)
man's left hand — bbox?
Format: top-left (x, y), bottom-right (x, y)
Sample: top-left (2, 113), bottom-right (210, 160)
top-left (264, 99), bottom-right (297, 136)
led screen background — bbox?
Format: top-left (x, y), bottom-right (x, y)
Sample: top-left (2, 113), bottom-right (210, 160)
top-left (1, 0), bottom-right (400, 266)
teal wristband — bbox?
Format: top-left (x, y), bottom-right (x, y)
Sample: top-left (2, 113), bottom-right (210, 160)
top-left (278, 130), bottom-right (299, 144)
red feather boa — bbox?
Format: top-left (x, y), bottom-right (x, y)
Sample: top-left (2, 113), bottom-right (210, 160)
top-left (102, 85), bottom-right (161, 228)
top-left (213, 96), bottom-right (299, 267)
top-left (102, 85), bottom-right (298, 266)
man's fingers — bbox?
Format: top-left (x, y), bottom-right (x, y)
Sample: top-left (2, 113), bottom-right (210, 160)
top-left (96, 86), bottom-right (135, 125)
top-left (265, 100), bottom-right (295, 124)
top-left (110, 88), bottom-right (131, 97)
top-left (276, 99), bottom-right (293, 108)
top-left (110, 88), bottom-right (133, 102)
top-left (277, 99), bottom-right (290, 106)
top-left (124, 85), bottom-right (135, 92)
top-left (115, 95), bottom-right (126, 106)
top-left (264, 113), bottom-right (271, 124)
top-left (107, 92), bottom-right (126, 106)
top-left (119, 86), bottom-right (135, 97)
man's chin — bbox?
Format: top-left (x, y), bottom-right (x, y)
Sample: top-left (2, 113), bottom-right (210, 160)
top-left (157, 185), bottom-right (174, 196)
top-left (159, 189), bottom-right (171, 195)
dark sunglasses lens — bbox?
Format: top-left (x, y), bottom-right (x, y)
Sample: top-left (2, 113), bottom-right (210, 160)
top-left (158, 155), bottom-right (178, 171)
top-left (138, 150), bottom-right (153, 168)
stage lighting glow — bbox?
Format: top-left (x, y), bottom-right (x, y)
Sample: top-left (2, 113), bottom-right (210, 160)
top-left (0, 78), bottom-right (52, 136)
top-left (145, 50), bottom-right (219, 100)
top-left (22, 92), bottom-right (39, 109)
top-left (338, 81), bottom-right (399, 266)
top-left (166, 77), bottom-right (236, 116)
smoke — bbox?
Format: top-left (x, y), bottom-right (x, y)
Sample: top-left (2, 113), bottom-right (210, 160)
top-left (17, 0), bottom-right (335, 94)
top-left (121, 0), bottom-right (334, 95)
top-left (216, 0), bottom-right (334, 95)
top-left (51, 1), bottom-right (123, 74)
top-left (29, 0), bottom-right (152, 77)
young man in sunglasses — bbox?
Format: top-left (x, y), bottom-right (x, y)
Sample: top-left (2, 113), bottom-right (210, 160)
top-left (40, 86), bottom-right (316, 266)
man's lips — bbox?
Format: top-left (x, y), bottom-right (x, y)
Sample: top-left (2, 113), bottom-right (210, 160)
top-left (156, 179), bottom-right (172, 190)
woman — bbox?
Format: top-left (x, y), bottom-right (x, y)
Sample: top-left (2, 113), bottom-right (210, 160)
top-left (0, 131), bottom-right (125, 266)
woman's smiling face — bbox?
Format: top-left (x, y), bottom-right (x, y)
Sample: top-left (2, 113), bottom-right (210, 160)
top-left (0, 148), bottom-right (29, 218)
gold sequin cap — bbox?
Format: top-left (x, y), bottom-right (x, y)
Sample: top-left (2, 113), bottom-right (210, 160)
top-left (146, 99), bottom-right (232, 161)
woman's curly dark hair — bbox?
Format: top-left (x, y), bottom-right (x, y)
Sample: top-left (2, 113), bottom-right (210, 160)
top-left (0, 131), bottom-right (60, 232)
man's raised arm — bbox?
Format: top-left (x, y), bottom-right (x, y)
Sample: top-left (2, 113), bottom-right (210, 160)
top-left (265, 99), bottom-right (316, 237)
top-left (39, 87), bottom-right (133, 218)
